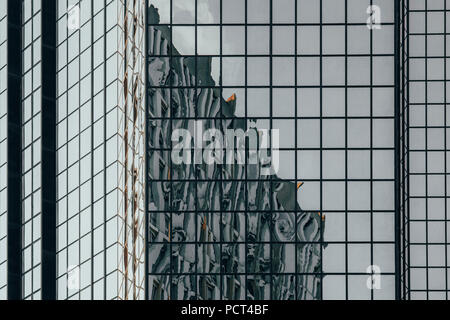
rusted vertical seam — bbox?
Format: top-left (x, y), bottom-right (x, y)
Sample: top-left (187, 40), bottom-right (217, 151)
top-left (131, 0), bottom-right (138, 300)
top-left (123, 0), bottom-right (129, 300)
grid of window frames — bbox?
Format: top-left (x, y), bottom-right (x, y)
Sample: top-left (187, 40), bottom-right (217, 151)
top-left (21, 0), bottom-right (42, 300)
top-left (56, 0), bottom-right (118, 300)
top-left (147, 0), bottom-right (397, 300)
top-left (404, 0), bottom-right (450, 300)
top-left (56, 0), bottom-right (127, 300)
top-left (0, 0), bottom-right (7, 301)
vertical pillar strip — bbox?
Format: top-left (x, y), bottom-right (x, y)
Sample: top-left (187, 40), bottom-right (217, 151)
top-left (41, 0), bottom-right (57, 300)
top-left (144, 0), bottom-right (149, 301)
top-left (6, 0), bottom-right (23, 301)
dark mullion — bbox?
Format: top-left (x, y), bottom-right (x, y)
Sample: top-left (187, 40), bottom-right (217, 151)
top-left (425, 0), bottom-right (429, 301)
top-left (408, 125), bottom-right (450, 129)
top-left (148, 22), bottom-right (396, 27)
top-left (148, 85), bottom-right (397, 89)
top-left (90, 0), bottom-right (95, 300)
top-left (146, 273), bottom-right (398, 278)
top-left (408, 32), bottom-right (450, 36)
top-left (143, 53), bottom-right (397, 58)
top-left (409, 288), bottom-right (450, 292)
top-left (103, 0), bottom-right (107, 300)
top-left (410, 195), bottom-right (450, 199)
top-left (241, 0), bottom-right (247, 302)
top-left (194, 0), bottom-right (198, 300)
top-left (41, 0), bottom-right (57, 301)
top-left (7, 0), bottom-right (23, 301)
top-left (395, 0), bottom-right (403, 301)
top-left (408, 55), bottom-right (450, 59)
top-left (344, 0), bottom-right (349, 301)
top-left (147, 240), bottom-right (396, 245)
top-left (168, 0), bottom-right (173, 300)
top-left (409, 9), bottom-right (450, 12)
top-left (64, 1), bottom-right (69, 301)
top-left (141, 178), bottom-right (396, 183)
top-left (406, 0), bottom-right (410, 300)
top-left (77, 0), bottom-right (82, 300)
top-left (29, 0), bottom-right (35, 300)
top-left (369, 0), bottom-right (375, 302)
top-left (319, 0), bottom-right (324, 301)
top-left (294, 0), bottom-right (298, 301)
top-left (444, 0), bottom-right (449, 301)
top-left (142, 209), bottom-right (397, 213)
top-left (408, 79), bottom-right (450, 83)
top-left (147, 115), bottom-right (397, 121)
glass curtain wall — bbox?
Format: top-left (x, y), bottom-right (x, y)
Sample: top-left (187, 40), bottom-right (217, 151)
top-left (402, 0), bottom-right (450, 300)
top-left (21, 0), bottom-right (42, 300)
top-left (56, 0), bottom-right (117, 300)
top-left (55, 0), bottom-right (146, 300)
top-left (147, 0), bottom-right (397, 300)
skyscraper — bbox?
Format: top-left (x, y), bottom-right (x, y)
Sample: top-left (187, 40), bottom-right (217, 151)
top-left (0, 0), bottom-right (448, 301)
top-left (3, 0), bottom-right (148, 300)
top-left (53, 0), bottom-right (147, 300)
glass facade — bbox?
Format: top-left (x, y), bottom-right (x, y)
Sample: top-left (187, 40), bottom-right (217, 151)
top-left (0, 0), bottom-right (448, 301)
top-left (146, 0), bottom-right (396, 300)
top-left (55, 0), bottom-right (146, 300)
top-left (56, 0), bottom-right (105, 300)
top-left (401, 0), bottom-right (450, 300)
top-left (0, 0), bottom-right (7, 301)
top-left (21, 0), bottom-right (42, 300)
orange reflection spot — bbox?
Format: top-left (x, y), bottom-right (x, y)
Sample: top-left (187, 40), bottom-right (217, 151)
top-left (297, 182), bottom-right (304, 190)
top-left (226, 93), bottom-right (236, 103)
top-left (168, 222), bottom-right (171, 242)
top-left (317, 212), bottom-right (326, 222)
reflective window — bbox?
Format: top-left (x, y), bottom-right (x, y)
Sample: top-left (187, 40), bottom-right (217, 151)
top-left (21, 0), bottom-right (42, 301)
top-left (401, 0), bottom-right (450, 300)
top-left (55, 0), bottom-right (146, 301)
top-left (148, 0), bottom-right (396, 300)
top-left (56, 0), bottom-right (99, 301)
